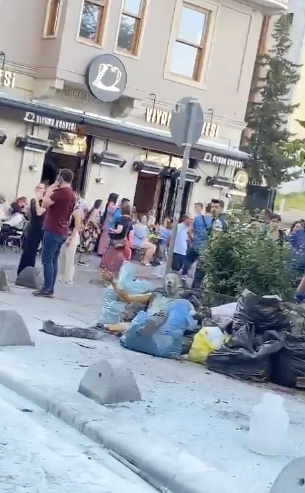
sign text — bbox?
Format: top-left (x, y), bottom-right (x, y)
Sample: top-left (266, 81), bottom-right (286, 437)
top-left (145, 107), bottom-right (219, 138)
top-left (203, 152), bottom-right (243, 168)
top-left (24, 112), bottom-right (77, 131)
top-left (0, 70), bottom-right (16, 88)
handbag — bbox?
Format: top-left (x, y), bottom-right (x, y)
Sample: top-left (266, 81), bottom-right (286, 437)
top-left (112, 238), bottom-right (126, 249)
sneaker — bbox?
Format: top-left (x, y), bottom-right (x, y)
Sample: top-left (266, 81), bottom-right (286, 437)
top-left (78, 260), bottom-right (89, 266)
top-left (33, 288), bottom-right (54, 298)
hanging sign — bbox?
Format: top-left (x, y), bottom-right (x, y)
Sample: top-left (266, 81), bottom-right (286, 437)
top-left (23, 111), bottom-right (77, 131)
top-left (145, 107), bottom-right (219, 138)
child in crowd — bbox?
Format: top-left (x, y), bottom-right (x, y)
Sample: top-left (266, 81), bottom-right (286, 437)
top-left (158, 218), bottom-right (172, 263)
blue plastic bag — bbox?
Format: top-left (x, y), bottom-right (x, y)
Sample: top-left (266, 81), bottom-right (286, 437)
top-left (120, 298), bottom-right (198, 358)
top-left (98, 262), bottom-right (152, 324)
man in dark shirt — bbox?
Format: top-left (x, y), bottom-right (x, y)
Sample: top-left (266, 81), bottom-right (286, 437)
top-left (33, 168), bottom-right (76, 297)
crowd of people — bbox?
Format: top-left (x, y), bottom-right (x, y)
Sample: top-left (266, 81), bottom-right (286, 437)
top-left (2, 170), bottom-right (305, 300)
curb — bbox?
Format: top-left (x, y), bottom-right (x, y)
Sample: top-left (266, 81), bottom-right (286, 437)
top-left (0, 367), bottom-right (244, 493)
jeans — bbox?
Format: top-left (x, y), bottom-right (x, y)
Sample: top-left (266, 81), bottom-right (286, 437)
top-left (192, 262), bottom-right (205, 289)
top-left (58, 233), bottom-right (80, 283)
top-left (182, 246), bottom-right (199, 276)
top-left (41, 231), bottom-right (66, 291)
top-left (172, 253), bottom-right (185, 271)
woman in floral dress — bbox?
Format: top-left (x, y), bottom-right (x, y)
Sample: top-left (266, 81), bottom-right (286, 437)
top-left (97, 192), bottom-right (119, 257)
top-left (78, 199), bottom-right (102, 266)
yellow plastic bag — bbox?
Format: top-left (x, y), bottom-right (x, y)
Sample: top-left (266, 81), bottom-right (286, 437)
top-left (188, 326), bottom-right (229, 364)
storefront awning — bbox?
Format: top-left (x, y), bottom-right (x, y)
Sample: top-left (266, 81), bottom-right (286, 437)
top-left (0, 93), bottom-right (251, 163)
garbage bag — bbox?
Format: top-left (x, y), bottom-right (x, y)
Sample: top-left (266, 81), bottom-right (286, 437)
top-left (120, 299), bottom-right (198, 358)
top-left (99, 262), bottom-right (151, 324)
top-left (206, 323), bottom-right (284, 381)
top-left (188, 326), bottom-right (229, 364)
top-left (271, 333), bottom-right (305, 388)
top-left (233, 289), bottom-right (291, 335)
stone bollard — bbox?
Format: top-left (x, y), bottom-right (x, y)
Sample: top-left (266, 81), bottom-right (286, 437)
top-left (15, 266), bottom-right (43, 289)
top-left (269, 457), bottom-right (305, 493)
top-left (0, 310), bottom-right (35, 346)
top-left (0, 267), bottom-right (9, 291)
top-left (79, 359), bottom-right (141, 405)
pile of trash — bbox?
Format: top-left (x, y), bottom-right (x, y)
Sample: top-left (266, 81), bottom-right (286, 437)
top-left (188, 289), bottom-right (305, 389)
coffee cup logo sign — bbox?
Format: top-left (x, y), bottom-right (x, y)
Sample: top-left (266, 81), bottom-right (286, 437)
top-left (86, 54), bottom-right (127, 103)
top-left (234, 169), bottom-right (249, 189)
top-left (24, 112), bottom-right (77, 132)
top-left (203, 152), bottom-right (243, 169)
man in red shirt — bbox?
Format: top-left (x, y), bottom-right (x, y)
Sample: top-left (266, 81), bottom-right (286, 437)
top-left (33, 168), bottom-right (76, 297)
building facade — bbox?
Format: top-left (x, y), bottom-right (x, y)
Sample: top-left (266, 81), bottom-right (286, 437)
top-left (0, 0), bottom-right (287, 217)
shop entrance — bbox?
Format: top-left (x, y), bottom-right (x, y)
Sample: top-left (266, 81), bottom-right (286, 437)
top-left (41, 129), bottom-right (90, 195)
top-left (133, 153), bottom-right (196, 222)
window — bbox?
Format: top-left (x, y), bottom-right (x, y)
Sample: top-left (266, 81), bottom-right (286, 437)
top-left (116, 0), bottom-right (147, 55)
top-left (78, 0), bottom-right (108, 44)
top-left (44, 0), bottom-right (61, 37)
top-left (170, 4), bottom-right (210, 81)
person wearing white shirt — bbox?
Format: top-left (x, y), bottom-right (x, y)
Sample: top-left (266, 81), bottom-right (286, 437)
top-left (172, 214), bottom-right (192, 271)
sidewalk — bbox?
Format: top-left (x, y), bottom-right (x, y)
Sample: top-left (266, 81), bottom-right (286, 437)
top-left (0, 252), bottom-right (305, 492)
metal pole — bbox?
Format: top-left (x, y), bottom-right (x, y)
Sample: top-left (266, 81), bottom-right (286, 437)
top-left (0, 52), bottom-right (5, 85)
top-left (165, 100), bottom-right (198, 275)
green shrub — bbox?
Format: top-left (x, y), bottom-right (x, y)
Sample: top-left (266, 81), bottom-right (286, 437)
top-left (201, 212), bottom-right (294, 299)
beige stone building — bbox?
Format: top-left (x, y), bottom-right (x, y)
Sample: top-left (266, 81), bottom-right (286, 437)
top-left (0, 0), bottom-right (287, 218)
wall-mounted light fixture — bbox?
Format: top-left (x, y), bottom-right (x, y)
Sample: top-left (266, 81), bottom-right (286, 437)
top-left (92, 151), bottom-right (126, 168)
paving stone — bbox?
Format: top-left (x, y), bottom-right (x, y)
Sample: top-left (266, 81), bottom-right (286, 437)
top-left (15, 266), bottom-right (43, 289)
top-left (0, 267), bottom-right (9, 291)
top-left (78, 358), bottom-right (141, 405)
top-left (0, 310), bottom-right (35, 346)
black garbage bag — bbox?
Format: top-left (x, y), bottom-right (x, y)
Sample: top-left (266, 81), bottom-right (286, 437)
top-left (233, 289), bottom-right (291, 335)
top-left (206, 323), bottom-right (284, 382)
top-left (271, 333), bottom-right (305, 388)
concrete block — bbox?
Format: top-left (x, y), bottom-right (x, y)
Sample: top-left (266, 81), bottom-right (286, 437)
top-left (15, 266), bottom-right (43, 289)
top-left (0, 310), bottom-right (35, 346)
top-left (0, 268), bottom-right (9, 291)
top-left (78, 359), bottom-right (141, 405)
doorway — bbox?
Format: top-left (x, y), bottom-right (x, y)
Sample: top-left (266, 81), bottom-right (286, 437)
top-left (41, 129), bottom-right (90, 195)
top-left (133, 173), bottom-right (159, 214)
top-left (133, 169), bottom-right (193, 222)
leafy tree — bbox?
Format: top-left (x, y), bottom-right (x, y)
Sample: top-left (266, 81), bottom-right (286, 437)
top-left (242, 14), bottom-right (302, 187)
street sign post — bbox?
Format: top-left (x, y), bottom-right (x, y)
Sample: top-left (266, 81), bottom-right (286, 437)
top-left (165, 98), bottom-right (204, 275)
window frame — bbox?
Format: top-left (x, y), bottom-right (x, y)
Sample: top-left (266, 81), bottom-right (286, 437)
top-left (43, 0), bottom-right (62, 38)
top-left (164, 0), bottom-right (218, 88)
top-left (115, 0), bottom-right (148, 58)
top-left (77, 0), bottom-right (109, 46)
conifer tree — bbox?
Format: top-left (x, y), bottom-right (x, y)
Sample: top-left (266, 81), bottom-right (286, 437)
top-left (242, 15), bottom-right (302, 187)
